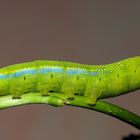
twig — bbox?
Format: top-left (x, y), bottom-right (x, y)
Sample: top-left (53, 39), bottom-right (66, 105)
top-left (0, 92), bottom-right (139, 129)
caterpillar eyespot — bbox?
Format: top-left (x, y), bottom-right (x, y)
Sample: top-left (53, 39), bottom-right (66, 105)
top-left (0, 56), bottom-right (139, 105)
top-left (76, 76), bottom-right (79, 80)
top-left (50, 74), bottom-right (53, 78)
top-left (99, 78), bottom-right (102, 81)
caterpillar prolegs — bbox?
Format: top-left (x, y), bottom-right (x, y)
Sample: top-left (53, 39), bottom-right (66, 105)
top-left (0, 56), bottom-right (139, 105)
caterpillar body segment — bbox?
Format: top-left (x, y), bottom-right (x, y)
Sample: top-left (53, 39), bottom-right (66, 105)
top-left (0, 56), bottom-right (139, 105)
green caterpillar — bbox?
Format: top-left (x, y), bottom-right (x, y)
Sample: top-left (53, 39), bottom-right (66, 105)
top-left (0, 56), bottom-right (139, 105)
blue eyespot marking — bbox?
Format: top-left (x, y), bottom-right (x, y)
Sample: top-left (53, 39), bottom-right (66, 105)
top-left (89, 71), bottom-right (98, 76)
top-left (67, 68), bottom-right (88, 75)
top-left (0, 74), bottom-right (7, 79)
top-left (39, 67), bottom-right (64, 73)
top-left (0, 66), bottom-right (108, 79)
top-left (0, 68), bottom-right (37, 79)
top-left (0, 67), bottom-right (65, 79)
top-left (14, 69), bottom-right (37, 77)
top-left (67, 68), bottom-right (105, 76)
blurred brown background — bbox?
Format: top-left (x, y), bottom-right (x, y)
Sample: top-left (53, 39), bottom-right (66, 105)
top-left (0, 0), bottom-right (139, 140)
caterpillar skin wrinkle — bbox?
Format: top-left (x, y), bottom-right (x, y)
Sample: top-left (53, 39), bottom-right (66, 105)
top-left (0, 56), bottom-right (139, 105)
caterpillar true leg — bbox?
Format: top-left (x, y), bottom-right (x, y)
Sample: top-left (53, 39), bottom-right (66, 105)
top-left (47, 96), bottom-right (65, 106)
top-left (87, 95), bottom-right (97, 105)
top-left (9, 79), bottom-right (24, 99)
top-left (10, 88), bottom-right (23, 99)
